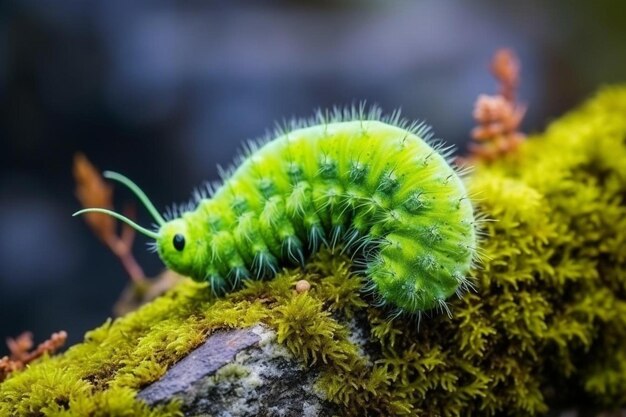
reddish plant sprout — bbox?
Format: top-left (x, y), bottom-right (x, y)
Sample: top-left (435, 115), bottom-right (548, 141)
top-left (491, 48), bottom-right (521, 102)
top-left (73, 153), bottom-right (145, 284)
top-left (468, 48), bottom-right (527, 162)
top-left (0, 331), bottom-right (67, 382)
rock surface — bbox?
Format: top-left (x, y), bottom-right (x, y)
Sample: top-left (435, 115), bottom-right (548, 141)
top-left (138, 325), bottom-right (336, 417)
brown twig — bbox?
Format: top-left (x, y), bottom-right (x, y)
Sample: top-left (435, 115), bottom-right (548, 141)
top-left (73, 153), bottom-right (145, 283)
top-left (0, 331), bottom-right (67, 382)
top-left (467, 48), bottom-right (527, 162)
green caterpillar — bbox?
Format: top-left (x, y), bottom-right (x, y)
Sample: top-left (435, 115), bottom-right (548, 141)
top-left (75, 108), bottom-right (478, 316)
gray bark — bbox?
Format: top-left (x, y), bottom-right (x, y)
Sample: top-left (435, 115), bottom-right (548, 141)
top-left (138, 325), bottom-right (337, 417)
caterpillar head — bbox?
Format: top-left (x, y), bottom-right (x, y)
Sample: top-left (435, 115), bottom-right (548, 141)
top-left (156, 216), bottom-right (208, 281)
top-left (73, 171), bottom-right (207, 282)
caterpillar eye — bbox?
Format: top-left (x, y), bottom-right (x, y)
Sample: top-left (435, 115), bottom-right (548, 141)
top-left (173, 234), bottom-right (185, 251)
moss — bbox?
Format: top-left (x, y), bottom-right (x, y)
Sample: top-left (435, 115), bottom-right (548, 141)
top-left (214, 362), bottom-right (251, 381)
top-left (3, 86), bottom-right (626, 416)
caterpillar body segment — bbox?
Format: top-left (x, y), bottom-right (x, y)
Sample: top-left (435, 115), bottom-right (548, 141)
top-left (156, 119), bottom-right (476, 314)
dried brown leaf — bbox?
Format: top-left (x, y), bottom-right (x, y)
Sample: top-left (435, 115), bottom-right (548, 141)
top-left (73, 153), bottom-right (115, 244)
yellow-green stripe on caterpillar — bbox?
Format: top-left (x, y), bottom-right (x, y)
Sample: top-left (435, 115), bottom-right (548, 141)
top-left (74, 108), bottom-right (478, 316)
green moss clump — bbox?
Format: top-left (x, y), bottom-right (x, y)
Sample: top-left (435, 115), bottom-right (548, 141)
top-left (0, 254), bottom-right (361, 416)
top-left (2, 86), bottom-right (626, 416)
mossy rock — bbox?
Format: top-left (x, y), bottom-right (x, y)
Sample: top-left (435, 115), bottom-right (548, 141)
top-left (2, 86), bottom-right (626, 416)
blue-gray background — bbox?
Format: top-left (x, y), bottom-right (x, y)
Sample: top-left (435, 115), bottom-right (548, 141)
top-left (1, 0), bottom-right (625, 349)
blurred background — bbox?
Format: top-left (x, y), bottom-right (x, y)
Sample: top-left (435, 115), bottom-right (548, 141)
top-left (2, 0), bottom-right (626, 349)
